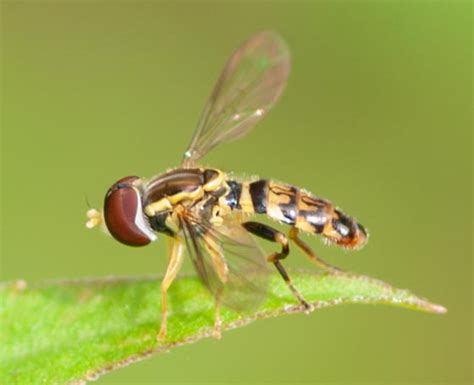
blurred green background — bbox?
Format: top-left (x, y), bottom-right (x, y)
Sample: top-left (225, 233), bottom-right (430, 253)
top-left (1, 1), bottom-right (471, 385)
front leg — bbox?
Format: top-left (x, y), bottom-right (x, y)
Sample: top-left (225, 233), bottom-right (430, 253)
top-left (158, 238), bottom-right (184, 342)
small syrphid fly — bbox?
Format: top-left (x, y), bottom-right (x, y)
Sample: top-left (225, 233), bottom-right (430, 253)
top-left (86, 31), bottom-right (368, 341)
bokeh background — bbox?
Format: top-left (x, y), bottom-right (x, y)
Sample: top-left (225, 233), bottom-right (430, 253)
top-left (1, 1), bottom-right (471, 385)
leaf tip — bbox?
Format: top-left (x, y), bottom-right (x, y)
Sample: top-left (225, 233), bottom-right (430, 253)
top-left (429, 303), bottom-right (447, 314)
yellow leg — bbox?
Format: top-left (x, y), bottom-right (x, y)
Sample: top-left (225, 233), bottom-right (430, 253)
top-left (212, 291), bottom-right (223, 339)
top-left (158, 239), bottom-right (184, 342)
top-left (289, 228), bottom-right (342, 273)
top-left (204, 236), bottom-right (229, 284)
top-left (203, 237), bottom-right (228, 339)
top-left (166, 236), bottom-right (175, 256)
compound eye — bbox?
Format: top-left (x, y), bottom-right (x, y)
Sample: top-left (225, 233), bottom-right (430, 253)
top-left (103, 176), bottom-right (155, 247)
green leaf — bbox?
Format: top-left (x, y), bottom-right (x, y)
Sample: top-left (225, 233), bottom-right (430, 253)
top-left (0, 271), bottom-right (446, 385)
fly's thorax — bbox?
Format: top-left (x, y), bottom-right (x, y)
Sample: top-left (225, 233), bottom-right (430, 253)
top-left (143, 167), bottom-right (225, 215)
top-left (142, 167), bottom-right (229, 235)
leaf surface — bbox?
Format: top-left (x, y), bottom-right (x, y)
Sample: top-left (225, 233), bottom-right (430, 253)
top-left (0, 271), bottom-right (446, 385)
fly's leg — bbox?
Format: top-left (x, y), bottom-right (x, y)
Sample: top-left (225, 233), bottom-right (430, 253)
top-left (203, 236), bottom-right (228, 339)
top-left (158, 238), bottom-right (184, 342)
top-left (242, 221), bottom-right (313, 312)
top-left (213, 289), bottom-right (223, 340)
top-left (289, 227), bottom-right (342, 273)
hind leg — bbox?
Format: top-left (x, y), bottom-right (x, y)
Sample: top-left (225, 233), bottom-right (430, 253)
top-left (289, 227), bottom-right (342, 273)
top-left (243, 221), bottom-right (312, 312)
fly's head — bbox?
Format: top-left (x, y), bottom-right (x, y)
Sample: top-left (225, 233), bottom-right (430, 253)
top-left (86, 176), bottom-right (157, 247)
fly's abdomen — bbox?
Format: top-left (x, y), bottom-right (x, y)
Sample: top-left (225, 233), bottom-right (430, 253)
top-left (227, 179), bottom-right (368, 249)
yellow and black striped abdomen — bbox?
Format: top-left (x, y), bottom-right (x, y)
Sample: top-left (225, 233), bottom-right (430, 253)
top-left (226, 179), bottom-right (368, 249)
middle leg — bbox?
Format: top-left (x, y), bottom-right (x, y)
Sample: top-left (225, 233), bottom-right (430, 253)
top-left (203, 236), bottom-right (229, 339)
top-left (242, 221), bottom-right (312, 312)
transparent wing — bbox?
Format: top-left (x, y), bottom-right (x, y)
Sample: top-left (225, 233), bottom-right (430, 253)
top-left (182, 31), bottom-right (290, 166)
top-left (179, 211), bottom-right (271, 311)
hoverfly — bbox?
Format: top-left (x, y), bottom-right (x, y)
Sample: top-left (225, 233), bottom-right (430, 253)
top-left (86, 31), bottom-right (368, 341)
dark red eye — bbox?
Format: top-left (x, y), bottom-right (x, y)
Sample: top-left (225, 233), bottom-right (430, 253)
top-left (103, 176), bottom-right (156, 247)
